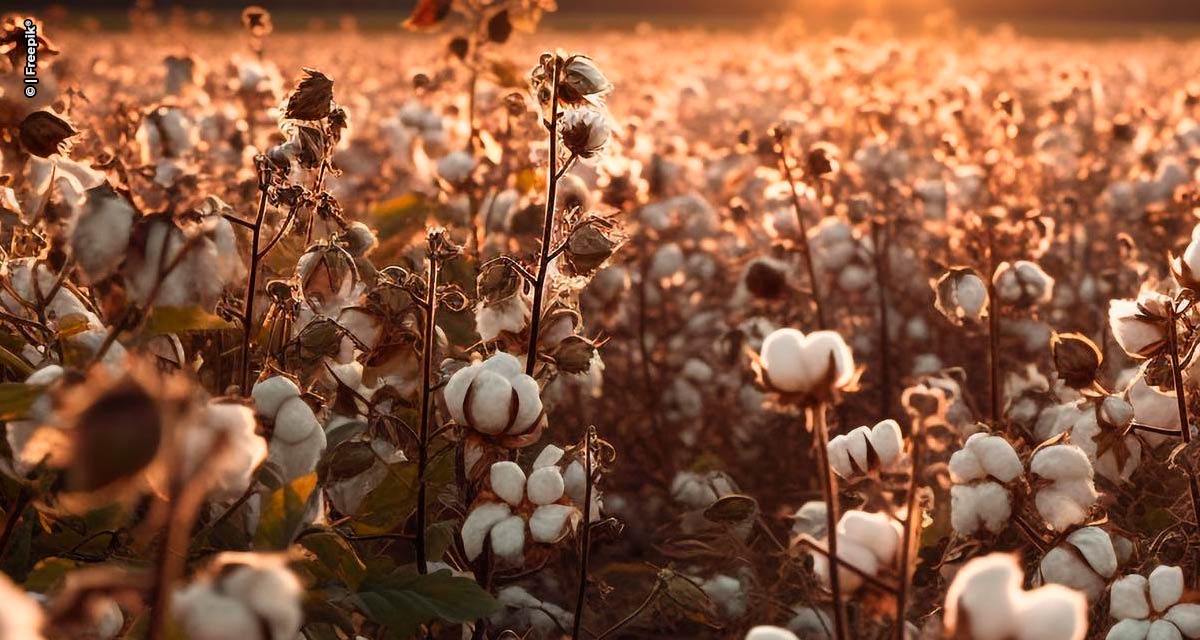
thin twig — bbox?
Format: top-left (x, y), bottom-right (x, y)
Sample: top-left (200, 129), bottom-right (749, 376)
top-left (524, 56), bottom-right (565, 376)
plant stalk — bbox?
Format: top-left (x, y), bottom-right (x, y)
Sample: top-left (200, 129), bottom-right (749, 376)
top-left (239, 185), bottom-right (270, 394)
top-left (572, 427), bottom-right (597, 640)
top-left (524, 56), bottom-right (564, 375)
top-left (777, 137), bottom-right (827, 330)
top-left (1166, 305), bottom-right (1200, 532)
top-left (811, 402), bottom-right (849, 640)
top-left (415, 246), bottom-right (442, 575)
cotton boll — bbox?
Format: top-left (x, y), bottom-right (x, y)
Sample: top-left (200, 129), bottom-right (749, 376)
top-left (828, 427), bottom-right (871, 477)
top-left (1032, 443), bottom-right (1095, 481)
top-left (1039, 544), bottom-right (1107, 601)
top-left (951, 482), bottom-right (1012, 534)
top-left (812, 537), bottom-right (877, 594)
top-left (791, 501), bottom-right (828, 539)
top-left (252, 376), bottom-right (302, 418)
top-left (1014, 584), bottom-right (1087, 640)
top-left (526, 467), bottom-right (565, 505)
top-left (172, 584), bottom-right (261, 640)
top-left (1107, 619), bottom-right (1152, 640)
top-left (944, 554), bottom-right (1023, 640)
top-left (71, 186), bottom-right (136, 283)
top-left (476, 295), bottom-right (531, 342)
top-left (1165, 604), bottom-right (1200, 637)
top-left (950, 433), bottom-right (1022, 483)
top-left (186, 402), bottom-right (268, 502)
top-left (1149, 565), bottom-right (1184, 612)
top-left (1036, 485), bottom-right (1096, 532)
top-left (838, 510), bottom-right (901, 566)
top-left (1109, 296), bottom-right (1169, 358)
top-left (443, 353), bottom-right (542, 438)
top-left (759, 328), bottom-right (855, 395)
top-left (701, 574), bottom-right (747, 620)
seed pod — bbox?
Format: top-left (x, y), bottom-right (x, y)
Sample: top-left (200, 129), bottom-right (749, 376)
top-left (553, 335), bottom-right (597, 375)
top-left (564, 218), bottom-right (623, 277)
top-left (1051, 332), bottom-right (1102, 390)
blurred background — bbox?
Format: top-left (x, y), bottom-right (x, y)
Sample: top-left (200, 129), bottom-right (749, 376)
top-left (6, 0), bottom-right (1200, 34)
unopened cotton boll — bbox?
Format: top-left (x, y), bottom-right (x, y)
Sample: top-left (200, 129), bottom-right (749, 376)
top-left (1030, 444), bottom-right (1099, 531)
top-left (827, 419), bottom-right (904, 477)
top-left (759, 328), bottom-right (855, 396)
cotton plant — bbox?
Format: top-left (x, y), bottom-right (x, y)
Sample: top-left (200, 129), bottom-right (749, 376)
top-left (944, 553), bottom-right (1087, 640)
top-left (949, 432), bottom-right (1024, 535)
top-left (460, 458), bottom-right (581, 565)
top-left (1107, 565), bottom-right (1200, 640)
top-left (1029, 443), bottom-right (1100, 531)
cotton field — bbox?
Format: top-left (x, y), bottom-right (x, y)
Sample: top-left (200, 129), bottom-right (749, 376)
top-left (2, 2), bottom-right (1200, 639)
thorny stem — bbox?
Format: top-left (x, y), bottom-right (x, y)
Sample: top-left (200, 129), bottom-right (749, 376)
top-left (1165, 304), bottom-right (1200, 533)
top-left (415, 245), bottom-right (442, 575)
top-left (240, 185), bottom-right (270, 394)
top-left (572, 427), bottom-right (597, 640)
top-left (986, 221), bottom-right (1001, 425)
top-left (777, 137), bottom-right (827, 330)
top-left (893, 417), bottom-right (924, 640)
top-left (524, 56), bottom-right (564, 376)
top-left (810, 402), bottom-right (849, 640)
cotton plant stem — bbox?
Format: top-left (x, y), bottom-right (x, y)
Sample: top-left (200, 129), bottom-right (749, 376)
top-left (571, 427), bottom-right (597, 640)
top-left (0, 486), bottom-right (30, 561)
top-left (872, 218), bottom-right (892, 417)
top-left (239, 185), bottom-right (270, 394)
top-left (415, 249), bottom-right (442, 575)
top-left (893, 418), bottom-right (924, 640)
top-left (811, 402), bottom-right (849, 640)
top-left (777, 138), bottom-right (827, 330)
top-left (1165, 306), bottom-right (1200, 533)
top-left (524, 56), bottom-right (564, 376)
top-left (986, 222), bottom-right (1001, 426)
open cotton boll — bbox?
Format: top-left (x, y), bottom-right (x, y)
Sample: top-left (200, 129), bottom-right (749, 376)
top-left (827, 419), bottom-right (904, 477)
top-left (950, 433), bottom-right (1023, 483)
top-left (268, 396), bottom-right (326, 479)
top-left (173, 553), bottom-right (303, 640)
top-left (462, 502), bottom-right (512, 561)
top-left (993, 260), bottom-right (1054, 307)
top-left (1031, 444), bottom-right (1098, 530)
top-left (1149, 565), bottom-right (1184, 613)
top-left (759, 328), bottom-right (855, 395)
top-left (700, 574), bottom-right (748, 620)
top-left (182, 402), bottom-right (267, 502)
top-left (1109, 295), bottom-right (1169, 358)
top-left (252, 376), bottom-right (302, 418)
top-left (443, 352), bottom-right (543, 438)
top-left (476, 295), bottom-right (531, 342)
top-left (791, 501), bottom-right (828, 539)
top-left (671, 470), bottom-right (737, 509)
top-left (1038, 527), bottom-right (1117, 600)
top-left (1014, 584), bottom-right (1088, 640)
top-left (811, 510), bottom-right (902, 594)
top-left (70, 186), bottom-right (136, 283)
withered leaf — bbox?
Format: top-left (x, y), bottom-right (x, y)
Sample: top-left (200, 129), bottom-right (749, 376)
top-left (19, 111), bottom-right (77, 158)
top-left (404, 0), bottom-right (453, 30)
top-left (286, 68), bottom-right (334, 121)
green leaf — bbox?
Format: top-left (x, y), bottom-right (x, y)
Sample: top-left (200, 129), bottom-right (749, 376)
top-left (23, 557), bottom-right (77, 591)
top-left (351, 568), bottom-right (499, 637)
top-left (144, 306), bottom-right (235, 335)
top-left (298, 530), bottom-right (367, 590)
top-left (0, 383), bottom-right (43, 421)
top-left (254, 472), bottom-right (318, 550)
top-left (351, 449), bottom-right (454, 535)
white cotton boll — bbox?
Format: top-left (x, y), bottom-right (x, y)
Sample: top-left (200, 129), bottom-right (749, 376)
top-left (490, 514), bottom-right (526, 562)
top-left (1110, 574), bottom-right (1150, 621)
top-left (1165, 604), bottom-right (1200, 637)
top-left (746, 626), bottom-right (800, 640)
top-left (759, 328), bottom-right (854, 394)
top-left (951, 482), bottom-right (1012, 534)
top-left (529, 504), bottom-right (575, 543)
top-left (437, 150), bottom-right (475, 186)
top-left (0, 572), bottom-right (45, 640)
top-left (837, 263), bottom-right (873, 293)
top-left (462, 503), bottom-right (512, 560)
top-left (252, 376), bottom-right (301, 418)
top-left (219, 564), bottom-right (304, 640)
top-left (509, 375), bottom-right (543, 435)
top-left (702, 574), bottom-right (747, 620)
top-left (944, 554), bottom-right (1023, 640)
top-left (172, 584), bottom-right (260, 640)
top-left (1107, 619), bottom-right (1152, 640)
top-left (1039, 545), bottom-right (1107, 601)
top-left (476, 296), bottom-right (531, 342)
top-left (71, 188), bottom-right (136, 283)
top-left (490, 462), bottom-right (527, 506)
top-left (190, 402), bottom-right (268, 501)
top-left (812, 538), bottom-right (876, 594)
top-left (273, 396), bottom-right (320, 445)
top-left (1149, 565), bottom-right (1184, 612)
top-left (949, 445), bottom-right (986, 483)
top-left (1036, 486), bottom-right (1094, 532)
top-left (1126, 369), bottom-right (1180, 438)
top-left (1014, 584), bottom-right (1087, 640)
top-left (1066, 527), bottom-right (1118, 580)
top-left (827, 427), bottom-right (870, 477)
top-left (838, 510), bottom-right (901, 566)
top-left (526, 467), bottom-right (565, 505)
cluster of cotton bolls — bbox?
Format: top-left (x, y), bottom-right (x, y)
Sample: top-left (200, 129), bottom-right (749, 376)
top-left (170, 552), bottom-right (303, 640)
top-left (827, 418), bottom-right (905, 478)
top-left (949, 432), bottom-right (1024, 535)
top-left (1108, 565), bottom-right (1200, 640)
top-left (251, 375), bottom-right (327, 481)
